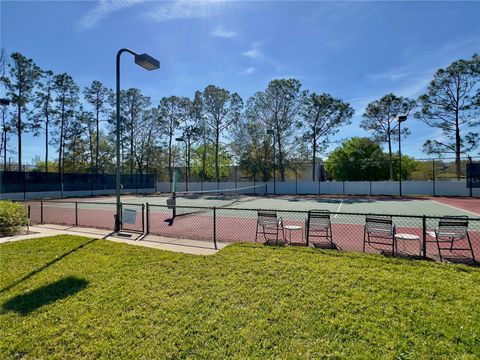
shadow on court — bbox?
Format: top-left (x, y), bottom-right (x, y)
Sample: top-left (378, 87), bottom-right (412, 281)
top-left (2, 276), bottom-right (88, 315)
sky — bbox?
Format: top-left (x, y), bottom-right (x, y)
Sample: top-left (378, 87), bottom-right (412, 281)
top-left (1, 0), bottom-right (479, 164)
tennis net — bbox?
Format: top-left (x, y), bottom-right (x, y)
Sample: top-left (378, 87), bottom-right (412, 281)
top-left (173, 183), bottom-right (267, 217)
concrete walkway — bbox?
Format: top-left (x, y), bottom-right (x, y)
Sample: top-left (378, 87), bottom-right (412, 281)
top-left (0, 224), bottom-right (228, 256)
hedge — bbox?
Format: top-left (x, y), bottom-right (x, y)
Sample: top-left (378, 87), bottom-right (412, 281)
top-left (0, 201), bottom-right (29, 236)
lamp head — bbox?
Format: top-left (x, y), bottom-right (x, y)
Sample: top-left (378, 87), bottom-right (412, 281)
top-left (266, 129), bottom-right (274, 135)
top-left (134, 53), bottom-right (160, 71)
top-left (0, 98), bottom-right (10, 106)
top-left (397, 115), bottom-right (407, 123)
top-left (175, 137), bottom-right (184, 142)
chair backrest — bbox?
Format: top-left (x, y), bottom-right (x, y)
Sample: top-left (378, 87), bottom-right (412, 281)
top-left (308, 210), bottom-right (331, 228)
top-left (438, 216), bottom-right (469, 238)
top-left (257, 211), bottom-right (278, 226)
top-left (365, 215), bottom-right (394, 234)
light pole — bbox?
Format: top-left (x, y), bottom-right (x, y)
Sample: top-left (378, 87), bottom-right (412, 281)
top-left (175, 137), bottom-right (188, 191)
top-left (115, 49), bottom-right (159, 233)
top-left (266, 129), bottom-right (276, 194)
top-left (397, 115), bottom-right (407, 197)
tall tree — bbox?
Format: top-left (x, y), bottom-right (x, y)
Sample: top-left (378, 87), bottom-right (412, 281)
top-left (0, 103), bottom-right (11, 170)
top-left (199, 85), bottom-right (242, 184)
top-left (83, 81), bottom-right (112, 173)
top-left (52, 73), bottom-right (79, 174)
top-left (119, 88), bottom-right (151, 175)
top-left (415, 54), bottom-right (480, 178)
top-left (301, 92), bottom-right (354, 181)
top-left (233, 103), bottom-right (272, 181)
top-left (179, 98), bottom-right (201, 186)
top-left (324, 137), bottom-right (388, 181)
top-left (157, 96), bottom-right (188, 182)
top-left (361, 93), bottom-right (416, 180)
top-left (1, 52), bottom-right (41, 169)
top-left (246, 79), bottom-right (305, 181)
top-left (63, 111), bottom-right (88, 172)
top-left (31, 70), bottom-right (55, 172)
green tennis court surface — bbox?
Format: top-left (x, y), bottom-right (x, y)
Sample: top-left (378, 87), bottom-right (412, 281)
top-left (69, 193), bottom-right (479, 217)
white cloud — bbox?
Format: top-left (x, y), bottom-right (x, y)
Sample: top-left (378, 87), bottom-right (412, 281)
top-left (242, 67), bottom-right (255, 75)
top-left (77, 0), bottom-right (144, 32)
top-left (242, 42), bottom-right (262, 59)
top-left (147, 0), bottom-right (224, 22)
top-left (211, 26), bottom-right (236, 38)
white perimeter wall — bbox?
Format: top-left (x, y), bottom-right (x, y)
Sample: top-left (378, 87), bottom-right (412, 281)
top-left (156, 180), bottom-right (479, 197)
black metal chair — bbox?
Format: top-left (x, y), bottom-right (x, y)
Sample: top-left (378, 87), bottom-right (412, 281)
top-left (428, 216), bottom-right (475, 262)
top-left (255, 211), bottom-right (285, 245)
top-left (363, 215), bottom-right (396, 255)
top-left (305, 210), bottom-right (333, 247)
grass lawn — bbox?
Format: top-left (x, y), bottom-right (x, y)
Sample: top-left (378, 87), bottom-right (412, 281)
top-left (1, 235), bottom-right (479, 359)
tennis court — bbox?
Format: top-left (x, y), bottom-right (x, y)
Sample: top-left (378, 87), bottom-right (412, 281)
top-left (23, 184), bottom-right (480, 263)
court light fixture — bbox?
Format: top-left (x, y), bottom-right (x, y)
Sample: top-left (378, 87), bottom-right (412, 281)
top-left (0, 98), bottom-right (10, 106)
top-left (266, 129), bottom-right (274, 135)
top-left (134, 53), bottom-right (160, 71)
top-left (175, 137), bottom-right (185, 142)
top-left (115, 48), bottom-right (160, 233)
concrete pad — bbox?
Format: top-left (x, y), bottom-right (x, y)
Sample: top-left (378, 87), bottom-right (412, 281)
top-left (0, 224), bottom-right (229, 256)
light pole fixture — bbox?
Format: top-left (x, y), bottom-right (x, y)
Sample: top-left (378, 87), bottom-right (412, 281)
top-left (397, 115), bottom-right (407, 197)
top-left (0, 99), bottom-right (10, 106)
top-left (266, 129), bottom-right (276, 194)
top-left (115, 48), bottom-right (159, 233)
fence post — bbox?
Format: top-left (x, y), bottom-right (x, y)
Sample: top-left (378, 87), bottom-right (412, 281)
top-left (213, 207), bottom-right (218, 250)
top-left (154, 169), bottom-right (158, 193)
top-left (23, 170), bottom-right (26, 200)
top-left (40, 200), bottom-right (44, 224)
top-left (235, 166), bottom-right (238, 189)
top-left (142, 203), bottom-right (145, 234)
top-left (295, 163), bottom-right (298, 195)
top-left (253, 174), bottom-right (256, 195)
top-left (422, 215), bottom-right (427, 260)
top-left (27, 205), bottom-right (31, 233)
top-left (468, 156), bottom-right (473, 198)
top-left (432, 159), bottom-right (436, 197)
top-left (343, 181), bottom-right (345, 195)
top-left (75, 202), bottom-right (78, 226)
top-left (146, 203), bottom-right (150, 234)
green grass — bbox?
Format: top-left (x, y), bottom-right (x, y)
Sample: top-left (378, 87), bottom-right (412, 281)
top-left (1, 235), bottom-right (479, 359)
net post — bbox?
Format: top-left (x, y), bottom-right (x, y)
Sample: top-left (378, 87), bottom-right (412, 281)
top-left (75, 202), bottom-right (78, 226)
top-left (213, 206), bottom-right (217, 250)
top-left (422, 215), bottom-right (427, 260)
top-left (146, 202), bottom-right (150, 234)
top-left (40, 200), bottom-right (44, 224)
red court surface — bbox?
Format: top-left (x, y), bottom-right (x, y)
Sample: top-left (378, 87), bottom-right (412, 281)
top-left (24, 200), bottom-right (480, 263)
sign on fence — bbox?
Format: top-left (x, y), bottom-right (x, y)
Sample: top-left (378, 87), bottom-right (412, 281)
top-left (122, 208), bottom-right (137, 225)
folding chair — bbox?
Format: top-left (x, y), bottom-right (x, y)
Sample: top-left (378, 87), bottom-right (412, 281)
top-left (305, 210), bottom-right (333, 247)
top-left (363, 215), bottom-right (396, 255)
top-left (428, 216), bottom-right (475, 262)
top-left (255, 211), bottom-right (285, 245)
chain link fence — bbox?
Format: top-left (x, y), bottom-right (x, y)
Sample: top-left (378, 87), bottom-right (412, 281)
top-left (20, 200), bottom-right (480, 264)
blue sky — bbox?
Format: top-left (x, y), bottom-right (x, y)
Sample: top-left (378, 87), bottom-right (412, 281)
top-left (1, 0), bottom-right (479, 163)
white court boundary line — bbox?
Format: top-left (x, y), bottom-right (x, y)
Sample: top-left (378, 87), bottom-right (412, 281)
top-left (334, 199), bottom-right (344, 218)
top-left (430, 200), bottom-right (480, 217)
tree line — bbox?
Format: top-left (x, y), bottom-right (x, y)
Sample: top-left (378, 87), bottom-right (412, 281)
top-left (0, 50), bottom-right (478, 182)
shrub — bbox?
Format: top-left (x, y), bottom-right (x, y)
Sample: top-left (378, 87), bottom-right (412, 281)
top-left (0, 200), bottom-right (29, 236)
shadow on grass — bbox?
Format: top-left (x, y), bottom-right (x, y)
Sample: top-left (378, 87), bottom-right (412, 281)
top-left (0, 236), bottom-right (102, 294)
top-left (2, 276), bottom-right (88, 315)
